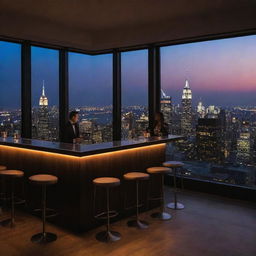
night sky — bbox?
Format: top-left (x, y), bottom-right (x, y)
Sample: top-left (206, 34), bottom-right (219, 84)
top-left (1, 35), bottom-right (256, 109)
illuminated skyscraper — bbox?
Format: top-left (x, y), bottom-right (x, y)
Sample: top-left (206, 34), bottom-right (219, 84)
top-left (206, 105), bottom-right (220, 118)
top-left (122, 112), bottom-right (135, 139)
top-left (136, 113), bottom-right (149, 136)
top-left (237, 121), bottom-right (251, 164)
top-left (197, 100), bottom-right (205, 118)
top-left (181, 80), bottom-right (192, 134)
top-left (160, 89), bottom-right (172, 132)
top-left (38, 81), bottom-right (49, 140)
top-left (196, 118), bottom-right (224, 163)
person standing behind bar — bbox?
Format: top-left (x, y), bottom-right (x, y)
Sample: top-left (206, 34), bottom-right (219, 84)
top-left (64, 111), bottom-right (81, 144)
top-left (149, 112), bottom-right (169, 137)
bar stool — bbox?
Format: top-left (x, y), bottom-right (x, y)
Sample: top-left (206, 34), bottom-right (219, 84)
top-left (147, 167), bottom-right (172, 220)
top-left (163, 161), bottom-right (185, 210)
top-left (123, 171), bottom-right (149, 229)
top-left (29, 174), bottom-right (58, 244)
top-left (93, 177), bottom-right (121, 242)
top-left (0, 169), bottom-right (24, 227)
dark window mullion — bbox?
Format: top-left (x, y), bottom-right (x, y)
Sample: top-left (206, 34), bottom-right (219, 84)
top-left (59, 49), bottom-right (69, 142)
top-left (21, 41), bottom-right (32, 138)
top-left (113, 50), bottom-right (121, 141)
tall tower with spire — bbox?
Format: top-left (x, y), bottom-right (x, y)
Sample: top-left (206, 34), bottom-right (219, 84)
top-left (38, 81), bottom-right (49, 140)
top-left (39, 81), bottom-right (48, 106)
top-left (181, 79), bottom-right (192, 134)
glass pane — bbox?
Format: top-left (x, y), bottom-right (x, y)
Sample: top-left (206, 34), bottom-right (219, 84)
top-left (121, 50), bottom-right (148, 139)
top-left (31, 46), bottom-right (59, 141)
top-left (161, 35), bottom-right (256, 189)
top-left (0, 41), bottom-right (21, 137)
top-left (69, 53), bottom-right (113, 144)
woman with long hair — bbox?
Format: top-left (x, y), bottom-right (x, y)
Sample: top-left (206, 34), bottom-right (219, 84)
top-left (151, 112), bottom-right (169, 137)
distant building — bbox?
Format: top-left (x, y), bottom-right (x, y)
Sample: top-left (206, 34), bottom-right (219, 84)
top-left (136, 113), bottom-right (148, 136)
top-left (79, 119), bottom-right (93, 142)
top-left (161, 89), bottom-right (172, 132)
top-left (38, 81), bottom-right (49, 140)
top-left (197, 100), bottom-right (205, 118)
top-left (181, 80), bottom-right (192, 134)
top-left (237, 121), bottom-right (251, 165)
top-left (196, 118), bottom-right (224, 163)
top-left (206, 105), bottom-right (220, 118)
top-left (122, 112), bottom-right (135, 139)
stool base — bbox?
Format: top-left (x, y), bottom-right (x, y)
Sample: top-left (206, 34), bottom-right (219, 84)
top-left (33, 208), bottom-right (58, 218)
top-left (96, 230), bottom-right (121, 243)
top-left (151, 212), bottom-right (172, 220)
top-left (167, 202), bottom-right (185, 210)
top-left (1, 218), bottom-right (15, 228)
top-left (31, 232), bottom-right (57, 244)
top-left (127, 219), bottom-right (149, 229)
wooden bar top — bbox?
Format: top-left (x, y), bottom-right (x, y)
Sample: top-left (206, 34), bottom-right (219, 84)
top-left (0, 135), bottom-right (184, 157)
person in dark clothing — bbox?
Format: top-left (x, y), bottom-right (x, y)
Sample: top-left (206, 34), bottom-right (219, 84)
top-left (149, 112), bottom-right (169, 137)
top-left (63, 111), bottom-right (81, 144)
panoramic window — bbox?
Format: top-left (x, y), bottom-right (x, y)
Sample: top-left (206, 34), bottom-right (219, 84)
top-left (121, 50), bottom-right (148, 139)
top-left (161, 35), bottom-right (256, 189)
top-left (69, 53), bottom-right (113, 144)
top-left (0, 41), bottom-right (21, 137)
top-left (31, 46), bottom-right (59, 141)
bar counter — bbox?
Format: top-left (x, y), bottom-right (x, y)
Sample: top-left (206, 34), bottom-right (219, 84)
top-left (0, 135), bottom-right (182, 157)
top-left (0, 135), bottom-right (183, 232)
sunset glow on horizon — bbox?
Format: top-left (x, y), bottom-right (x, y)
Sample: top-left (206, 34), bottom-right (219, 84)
top-left (161, 35), bottom-right (256, 106)
top-left (1, 34), bottom-right (256, 108)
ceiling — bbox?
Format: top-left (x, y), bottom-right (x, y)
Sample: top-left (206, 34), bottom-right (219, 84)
top-left (0, 0), bottom-right (256, 51)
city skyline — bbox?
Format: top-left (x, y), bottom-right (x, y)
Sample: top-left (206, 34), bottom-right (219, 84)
top-left (1, 34), bottom-right (256, 109)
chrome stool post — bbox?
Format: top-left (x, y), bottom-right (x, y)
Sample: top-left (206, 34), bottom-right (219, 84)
top-left (29, 174), bottom-right (58, 244)
top-left (93, 177), bottom-right (121, 243)
top-left (163, 161), bottom-right (185, 210)
top-left (147, 167), bottom-right (172, 220)
top-left (124, 171), bottom-right (149, 229)
top-left (0, 169), bottom-right (24, 228)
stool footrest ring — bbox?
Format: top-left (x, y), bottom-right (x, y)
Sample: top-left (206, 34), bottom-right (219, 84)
top-left (94, 210), bottom-right (118, 220)
top-left (14, 197), bottom-right (26, 205)
top-left (148, 196), bottom-right (163, 201)
top-left (0, 196), bottom-right (25, 205)
top-left (32, 208), bottom-right (59, 218)
top-left (124, 203), bottom-right (144, 211)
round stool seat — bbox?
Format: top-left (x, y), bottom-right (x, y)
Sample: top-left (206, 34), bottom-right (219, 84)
top-left (29, 174), bottom-right (58, 185)
top-left (93, 177), bottom-right (120, 187)
top-left (0, 165), bottom-right (7, 171)
top-left (0, 170), bottom-right (24, 178)
top-left (163, 161), bottom-right (184, 168)
top-left (147, 167), bottom-right (171, 174)
top-left (123, 172), bottom-right (149, 181)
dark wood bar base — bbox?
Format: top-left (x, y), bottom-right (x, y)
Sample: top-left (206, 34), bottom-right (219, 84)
top-left (0, 143), bottom-right (167, 232)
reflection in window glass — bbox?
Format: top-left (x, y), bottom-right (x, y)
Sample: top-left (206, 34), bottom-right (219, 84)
top-left (31, 46), bottom-right (59, 141)
top-left (121, 50), bottom-right (148, 139)
top-left (69, 53), bottom-right (113, 144)
top-left (161, 35), bottom-right (256, 189)
top-left (0, 41), bottom-right (21, 137)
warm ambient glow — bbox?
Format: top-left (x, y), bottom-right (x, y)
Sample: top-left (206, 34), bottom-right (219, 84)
top-left (0, 143), bottom-right (166, 161)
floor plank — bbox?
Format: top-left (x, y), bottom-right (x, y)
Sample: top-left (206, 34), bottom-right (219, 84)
top-left (0, 189), bottom-right (255, 256)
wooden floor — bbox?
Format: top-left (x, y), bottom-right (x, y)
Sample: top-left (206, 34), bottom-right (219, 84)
top-left (0, 189), bottom-right (255, 256)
